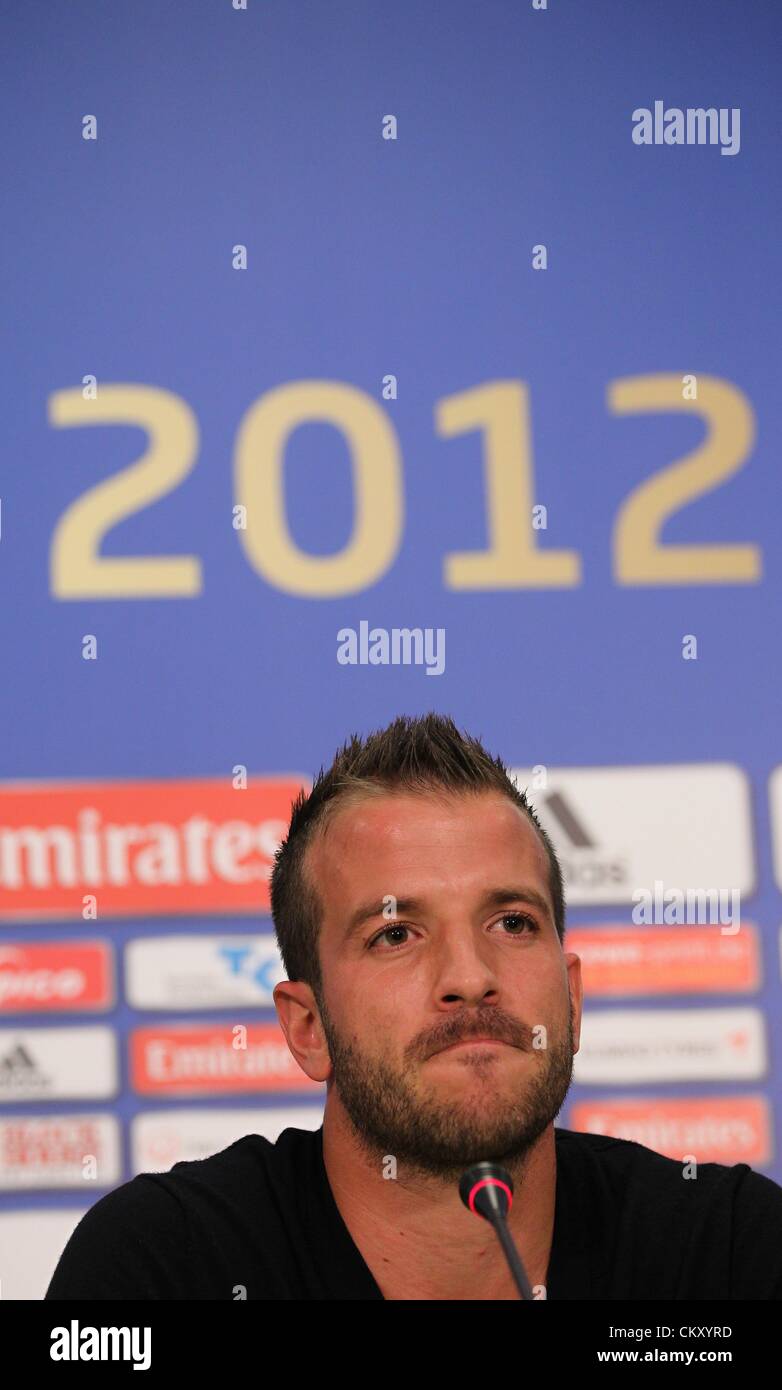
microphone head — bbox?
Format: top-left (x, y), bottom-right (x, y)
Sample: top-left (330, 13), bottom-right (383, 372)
top-left (459, 1161), bottom-right (514, 1225)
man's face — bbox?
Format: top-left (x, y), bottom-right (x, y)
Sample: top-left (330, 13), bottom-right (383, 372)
top-left (302, 789), bottom-right (582, 1179)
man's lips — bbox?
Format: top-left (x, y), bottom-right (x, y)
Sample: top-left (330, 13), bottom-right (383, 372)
top-left (433, 1036), bottom-right (514, 1055)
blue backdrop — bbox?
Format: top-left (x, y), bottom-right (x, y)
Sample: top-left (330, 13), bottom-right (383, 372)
top-left (1, 0), bottom-right (780, 1294)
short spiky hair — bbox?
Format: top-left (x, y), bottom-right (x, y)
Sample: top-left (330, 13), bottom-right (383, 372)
top-left (270, 712), bottom-right (565, 1000)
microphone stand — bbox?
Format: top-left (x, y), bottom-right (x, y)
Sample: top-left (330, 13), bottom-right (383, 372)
top-left (459, 1161), bottom-right (536, 1300)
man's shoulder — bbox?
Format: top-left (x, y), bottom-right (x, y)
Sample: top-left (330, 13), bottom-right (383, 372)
top-left (554, 1124), bottom-right (782, 1209)
top-left (89, 1124), bottom-right (318, 1216)
top-left (45, 1126), bottom-right (321, 1299)
top-left (553, 1127), bottom-right (782, 1297)
top-left (154, 1129), bottom-right (281, 1190)
top-left (554, 1123), bottom-right (698, 1174)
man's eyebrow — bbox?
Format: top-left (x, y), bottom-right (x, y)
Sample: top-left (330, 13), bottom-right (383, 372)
top-left (479, 886), bottom-right (553, 921)
top-left (342, 886), bottom-right (553, 942)
top-left (343, 897), bottom-right (425, 942)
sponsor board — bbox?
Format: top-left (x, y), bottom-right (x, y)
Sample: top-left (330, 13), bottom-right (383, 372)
top-left (573, 1007), bottom-right (765, 1084)
top-left (768, 769), bottom-right (782, 892)
top-left (125, 934), bottom-right (285, 1009)
top-left (0, 1114), bottom-right (122, 1190)
top-left (568, 924), bottom-right (759, 996)
top-left (129, 1022), bottom-right (323, 1096)
top-left (0, 775), bottom-right (307, 920)
top-left (131, 1103), bottom-right (324, 1172)
top-left (511, 764), bottom-right (754, 905)
top-left (0, 1209), bottom-right (86, 1300)
top-left (569, 1095), bottom-right (771, 1166)
top-left (0, 940), bottom-right (114, 1013)
top-left (0, 1025), bottom-right (118, 1101)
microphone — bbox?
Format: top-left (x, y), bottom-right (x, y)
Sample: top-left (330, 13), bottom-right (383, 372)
top-left (459, 1162), bottom-right (536, 1300)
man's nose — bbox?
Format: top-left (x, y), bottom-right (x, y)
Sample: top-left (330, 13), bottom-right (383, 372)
top-left (431, 931), bottom-right (501, 1005)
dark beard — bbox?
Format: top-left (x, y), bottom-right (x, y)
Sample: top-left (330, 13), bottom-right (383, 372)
top-left (317, 995), bottom-right (575, 1184)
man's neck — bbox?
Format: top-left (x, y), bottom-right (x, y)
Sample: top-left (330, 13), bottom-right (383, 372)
top-left (322, 1108), bottom-right (557, 1301)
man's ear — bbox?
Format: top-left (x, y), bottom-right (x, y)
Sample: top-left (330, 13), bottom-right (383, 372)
top-left (273, 979), bottom-right (332, 1082)
top-left (564, 951), bottom-right (583, 1054)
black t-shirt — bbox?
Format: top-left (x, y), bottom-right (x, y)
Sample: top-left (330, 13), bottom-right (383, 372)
top-left (44, 1125), bottom-right (782, 1300)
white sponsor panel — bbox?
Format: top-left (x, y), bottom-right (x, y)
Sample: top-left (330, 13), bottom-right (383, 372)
top-left (573, 1007), bottom-right (765, 1084)
top-left (0, 1114), bottom-right (121, 1190)
top-left (0, 1208), bottom-right (86, 1299)
top-left (0, 1026), bottom-right (117, 1101)
top-left (511, 763), bottom-right (754, 905)
top-left (125, 934), bottom-right (285, 1010)
top-left (770, 772), bottom-right (782, 891)
top-left (131, 1104), bottom-right (325, 1173)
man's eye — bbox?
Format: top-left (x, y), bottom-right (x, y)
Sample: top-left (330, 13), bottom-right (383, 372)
top-left (368, 924), bottom-right (410, 950)
top-left (496, 913), bottom-right (540, 936)
top-left (368, 915), bottom-right (539, 950)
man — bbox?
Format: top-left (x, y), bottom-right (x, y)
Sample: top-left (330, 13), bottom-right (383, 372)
top-left (46, 714), bottom-right (782, 1299)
